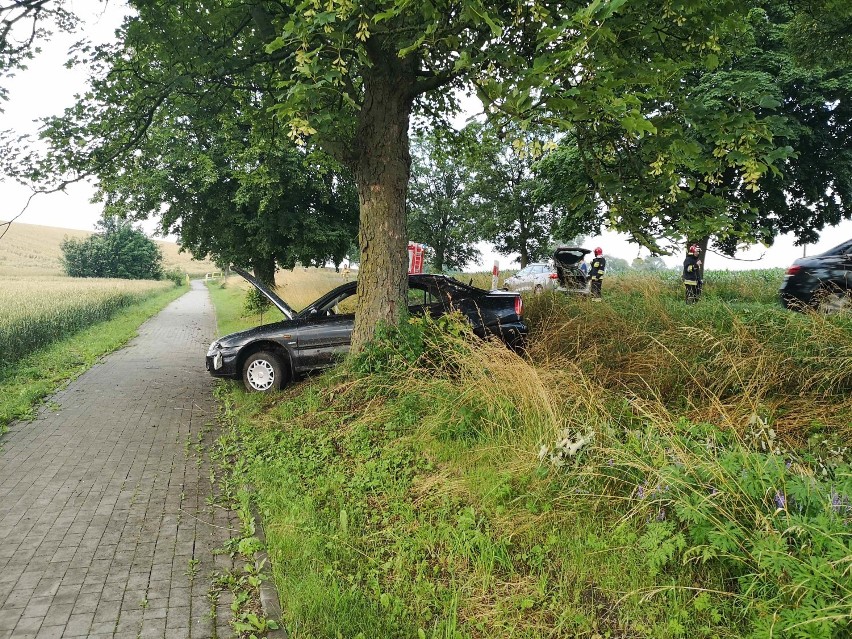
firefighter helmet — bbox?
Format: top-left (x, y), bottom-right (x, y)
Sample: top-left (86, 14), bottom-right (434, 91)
top-left (594, 247), bottom-right (603, 256)
top-left (688, 244), bottom-right (700, 256)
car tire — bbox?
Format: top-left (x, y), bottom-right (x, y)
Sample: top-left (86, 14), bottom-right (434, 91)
top-left (534, 284), bottom-right (543, 295)
top-left (242, 351), bottom-right (285, 392)
top-left (814, 285), bottom-right (851, 315)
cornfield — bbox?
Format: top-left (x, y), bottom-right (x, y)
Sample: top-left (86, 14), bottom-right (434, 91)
top-left (0, 276), bottom-right (172, 366)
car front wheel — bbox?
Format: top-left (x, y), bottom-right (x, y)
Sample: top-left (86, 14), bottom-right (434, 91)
top-left (242, 351), bottom-right (285, 392)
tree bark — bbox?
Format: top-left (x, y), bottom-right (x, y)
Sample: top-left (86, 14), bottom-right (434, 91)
top-left (698, 236), bottom-right (710, 279)
top-left (349, 64), bottom-right (413, 352)
top-left (252, 255), bottom-right (277, 287)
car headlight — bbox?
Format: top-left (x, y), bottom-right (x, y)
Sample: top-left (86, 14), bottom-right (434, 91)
top-left (207, 341), bottom-right (222, 356)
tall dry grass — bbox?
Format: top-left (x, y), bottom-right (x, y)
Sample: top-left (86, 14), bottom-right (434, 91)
top-left (214, 270), bottom-right (851, 637)
top-left (523, 286), bottom-right (852, 443)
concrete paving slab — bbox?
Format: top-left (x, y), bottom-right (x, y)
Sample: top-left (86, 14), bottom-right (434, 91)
top-left (0, 281), bottom-right (237, 638)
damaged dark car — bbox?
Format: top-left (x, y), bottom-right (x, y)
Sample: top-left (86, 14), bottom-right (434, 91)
top-left (779, 238), bottom-right (852, 313)
top-left (552, 246), bottom-right (591, 294)
top-left (206, 268), bottom-right (528, 392)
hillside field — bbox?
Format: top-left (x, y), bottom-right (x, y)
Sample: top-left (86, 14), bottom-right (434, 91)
top-left (0, 221), bottom-right (217, 276)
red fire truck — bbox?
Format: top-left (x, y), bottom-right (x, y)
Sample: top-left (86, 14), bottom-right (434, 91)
top-left (407, 242), bottom-right (425, 274)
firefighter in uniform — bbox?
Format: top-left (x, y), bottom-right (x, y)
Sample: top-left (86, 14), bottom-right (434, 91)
top-left (682, 244), bottom-right (702, 304)
top-left (589, 247), bottom-right (606, 300)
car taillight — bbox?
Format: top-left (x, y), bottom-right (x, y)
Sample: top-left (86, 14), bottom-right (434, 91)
top-left (515, 296), bottom-right (523, 317)
top-left (549, 273), bottom-right (559, 279)
top-left (786, 265), bottom-right (802, 275)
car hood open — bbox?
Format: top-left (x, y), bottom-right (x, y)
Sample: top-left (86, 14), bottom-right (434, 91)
top-left (553, 246), bottom-right (591, 267)
top-left (232, 267), bottom-right (296, 320)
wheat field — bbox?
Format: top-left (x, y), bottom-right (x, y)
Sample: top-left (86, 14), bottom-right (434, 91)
top-left (0, 221), bottom-right (217, 276)
top-left (0, 275), bottom-right (173, 365)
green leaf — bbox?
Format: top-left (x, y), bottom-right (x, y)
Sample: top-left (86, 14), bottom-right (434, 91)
top-left (758, 95), bottom-right (781, 109)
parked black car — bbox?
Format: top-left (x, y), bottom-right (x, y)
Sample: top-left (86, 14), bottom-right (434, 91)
top-left (779, 238), bottom-right (852, 313)
top-left (206, 269), bottom-right (528, 392)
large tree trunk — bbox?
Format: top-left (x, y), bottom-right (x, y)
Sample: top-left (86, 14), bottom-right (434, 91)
top-left (698, 236), bottom-right (710, 279)
top-left (252, 255), bottom-right (277, 287)
top-left (434, 243), bottom-right (445, 273)
top-left (350, 66), bottom-right (413, 353)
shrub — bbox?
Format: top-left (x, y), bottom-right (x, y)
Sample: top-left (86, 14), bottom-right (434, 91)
top-left (162, 268), bottom-right (186, 286)
top-left (579, 420), bottom-right (852, 639)
top-left (61, 217), bottom-right (163, 280)
top-left (243, 288), bottom-right (271, 315)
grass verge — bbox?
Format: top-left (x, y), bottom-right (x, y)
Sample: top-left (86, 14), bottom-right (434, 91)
top-left (209, 274), bottom-right (851, 638)
top-left (0, 284), bottom-right (187, 434)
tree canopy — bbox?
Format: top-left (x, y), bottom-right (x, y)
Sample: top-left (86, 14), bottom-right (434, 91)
top-left (0, 1), bottom-right (78, 105)
top-left (8, 0), bottom-right (808, 350)
top-left (407, 130), bottom-right (482, 272)
top-left (18, 1), bottom-right (358, 285)
top-left (537, 2), bottom-right (852, 258)
top-left (463, 120), bottom-right (565, 268)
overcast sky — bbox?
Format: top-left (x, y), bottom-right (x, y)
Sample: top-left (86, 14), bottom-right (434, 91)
top-left (2, 2), bottom-right (850, 271)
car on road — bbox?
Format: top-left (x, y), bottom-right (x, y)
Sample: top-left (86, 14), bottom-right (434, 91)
top-left (207, 268), bottom-right (528, 392)
top-left (779, 238), bottom-right (852, 313)
top-left (502, 263), bottom-right (559, 294)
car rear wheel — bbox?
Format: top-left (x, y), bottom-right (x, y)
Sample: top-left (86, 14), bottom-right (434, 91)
top-left (534, 284), bottom-right (543, 295)
top-left (242, 351), bottom-right (285, 392)
top-left (814, 285), bottom-right (852, 315)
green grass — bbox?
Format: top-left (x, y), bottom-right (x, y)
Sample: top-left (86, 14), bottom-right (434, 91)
top-left (208, 271), bottom-right (851, 638)
top-left (0, 284), bottom-right (187, 433)
top-left (206, 279), bottom-right (273, 336)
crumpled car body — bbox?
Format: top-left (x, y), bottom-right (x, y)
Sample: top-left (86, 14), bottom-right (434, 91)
top-left (552, 246), bottom-right (591, 294)
top-left (779, 238), bottom-right (852, 313)
top-left (206, 268), bottom-right (528, 392)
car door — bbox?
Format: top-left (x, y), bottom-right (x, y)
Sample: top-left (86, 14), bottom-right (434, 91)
top-left (827, 243), bottom-right (852, 291)
top-left (295, 289), bottom-right (357, 371)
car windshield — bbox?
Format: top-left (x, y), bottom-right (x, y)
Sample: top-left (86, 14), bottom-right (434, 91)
top-left (819, 238), bottom-right (852, 256)
top-left (517, 265), bottom-right (548, 277)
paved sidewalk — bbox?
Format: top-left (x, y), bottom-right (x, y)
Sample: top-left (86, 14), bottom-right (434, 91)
top-left (0, 281), bottom-right (236, 638)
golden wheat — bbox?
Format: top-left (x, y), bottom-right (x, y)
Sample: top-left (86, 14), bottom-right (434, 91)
top-left (0, 276), bottom-right (171, 364)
